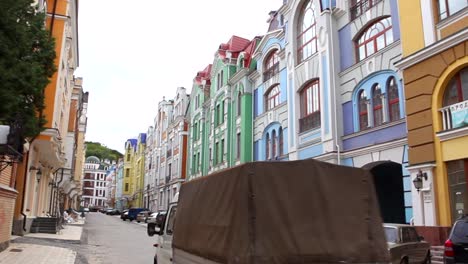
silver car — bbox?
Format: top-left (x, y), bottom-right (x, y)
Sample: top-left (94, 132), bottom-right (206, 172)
top-left (384, 223), bottom-right (431, 264)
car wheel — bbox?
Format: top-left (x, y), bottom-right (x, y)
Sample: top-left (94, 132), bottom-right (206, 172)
top-left (400, 258), bottom-right (408, 264)
top-left (137, 221), bottom-right (140, 223)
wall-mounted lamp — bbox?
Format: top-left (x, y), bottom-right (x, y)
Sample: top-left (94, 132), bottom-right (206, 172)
top-left (413, 169), bottom-right (428, 192)
top-left (29, 166), bottom-right (42, 182)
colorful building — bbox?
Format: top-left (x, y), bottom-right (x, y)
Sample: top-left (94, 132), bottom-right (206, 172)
top-left (114, 160), bottom-right (124, 210)
top-left (396, 0), bottom-right (467, 226)
top-left (123, 139), bottom-right (137, 208)
top-left (187, 36), bottom-right (260, 179)
top-left (149, 88), bottom-right (190, 211)
top-left (252, 13), bottom-right (288, 161)
top-left (10, 0), bottom-right (84, 238)
top-left (133, 133), bottom-right (146, 207)
top-left (81, 156), bottom-right (110, 209)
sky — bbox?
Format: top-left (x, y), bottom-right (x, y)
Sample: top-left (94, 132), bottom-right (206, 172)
top-left (74, 0), bottom-right (283, 154)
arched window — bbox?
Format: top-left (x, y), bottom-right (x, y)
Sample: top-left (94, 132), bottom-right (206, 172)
top-left (265, 85), bottom-right (281, 111)
top-left (266, 133), bottom-right (270, 160)
top-left (299, 80), bottom-right (320, 132)
top-left (387, 77), bottom-right (400, 122)
top-left (279, 127), bottom-right (283, 156)
top-left (237, 91), bottom-right (242, 116)
top-left (372, 84), bottom-right (383, 126)
top-left (357, 17), bottom-right (393, 61)
top-left (272, 130), bottom-right (277, 158)
top-left (264, 49), bottom-right (279, 81)
top-left (443, 67), bottom-right (468, 106)
top-left (358, 90), bottom-right (368, 130)
top-left (297, 0), bottom-right (317, 64)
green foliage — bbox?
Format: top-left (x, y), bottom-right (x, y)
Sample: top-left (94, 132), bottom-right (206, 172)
top-left (85, 141), bottom-right (123, 162)
top-left (0, 0), bottom-right (56, 139)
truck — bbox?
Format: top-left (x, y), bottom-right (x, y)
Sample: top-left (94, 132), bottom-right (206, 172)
top-left (148, 159), bottom-right (391, 264)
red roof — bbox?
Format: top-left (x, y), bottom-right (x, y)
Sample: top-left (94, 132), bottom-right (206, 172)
top-left (194, 64), bottom-right (212, 85)
top-left (218, 35), bottom-right (251, 60)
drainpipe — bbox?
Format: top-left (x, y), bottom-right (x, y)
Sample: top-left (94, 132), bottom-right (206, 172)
top-left (20, 150), bottom-right (30, 231)
top-left (49, 0), bottom-right (58, 37)
top-left (328, 9), bottom-right (341, 165)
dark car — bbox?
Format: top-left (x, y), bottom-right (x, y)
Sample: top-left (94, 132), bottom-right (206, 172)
top-left (106, 209), bottom-right (120, 215)
top-left (445, 216), bottom-right (468, 263)
top-left (127, 208), bottom-right (149, 221)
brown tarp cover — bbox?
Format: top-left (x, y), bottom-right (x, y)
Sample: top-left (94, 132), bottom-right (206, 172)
top-left (173, 159), bottom-right (390, 263)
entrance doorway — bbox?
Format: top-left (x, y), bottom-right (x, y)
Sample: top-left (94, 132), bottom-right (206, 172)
top-left (363, 161), bottom-right (406, 224)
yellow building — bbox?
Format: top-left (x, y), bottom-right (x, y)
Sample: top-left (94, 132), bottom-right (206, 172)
top-left (123, 139), bottom-right (137, 208)
top-left (396, 1), bottom-right (467, 226)
top-left (134, 134), bottom-right (146, 208)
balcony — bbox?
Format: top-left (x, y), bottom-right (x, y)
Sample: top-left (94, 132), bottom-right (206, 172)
top-left (350, 0), bottom-right (382, 20)
top-left (299, 112), bottom-right (320, 133)
top-left (438, 100), bottom-right (468, 141)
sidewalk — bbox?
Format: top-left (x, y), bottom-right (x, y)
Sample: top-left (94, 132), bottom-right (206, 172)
top-left (0, 217), bottom-right (85, 264)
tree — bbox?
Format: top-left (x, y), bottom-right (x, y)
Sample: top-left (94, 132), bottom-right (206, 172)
top-left (0, 0), bottom-right (56, 146)
top-left (85, 142), bottom-right (123, 162)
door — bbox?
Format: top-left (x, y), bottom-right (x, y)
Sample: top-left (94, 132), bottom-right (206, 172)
top-left (158, 205), bottom-right (177, 264)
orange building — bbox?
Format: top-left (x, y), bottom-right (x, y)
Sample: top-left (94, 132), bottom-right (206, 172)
top-left (396, 1), bottom-right (467, 228)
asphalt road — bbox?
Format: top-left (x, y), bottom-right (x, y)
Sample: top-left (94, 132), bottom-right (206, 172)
top-left (83, 212), bottom-right (157, 264)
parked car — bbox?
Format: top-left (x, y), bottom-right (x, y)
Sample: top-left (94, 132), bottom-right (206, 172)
top-left (120, 209), bottom-right (129, 221)
top-left (106, 209), bottom-right (120, 215)
top-left (146, 212), bottom-right (166, 224)
top-left (136, 210), bottom-right (152, 223)
top-left (127, 208), bottom-right (149, 222)
top-left (83, 208), bottom-right (90, 213)
top-left (384, 223), bottom-right (431, 264)
top-left (104, 208), bottom-right (114, 214)
top-left (444, 215), bottom-right (468, 264)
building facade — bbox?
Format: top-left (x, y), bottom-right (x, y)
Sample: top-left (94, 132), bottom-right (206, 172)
top-left (396, 0), bottom-right (467, 226)
top-left (123, 139), bottom-right (137, 208)
top-left (150, 88), bottom-right (189, 212)
top-left (10, 0), bottom-right (85, 239)
top-left (114, 160), bottom-right (124, 210)
top-left (82, 156), bottom-right (109, 209)
top-left (133, 133), bottom-right (146, 208)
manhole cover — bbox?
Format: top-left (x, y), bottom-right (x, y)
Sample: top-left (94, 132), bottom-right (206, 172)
top-left (9, 248), bottom-right (22, 252)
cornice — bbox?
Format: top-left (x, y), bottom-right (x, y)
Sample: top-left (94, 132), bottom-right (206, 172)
top-left (436, 125), bottom-right (468, 142)
top-left (340, 138), bottom-right (407, 159)
top-left (395, 29), bottom-right (467, 70)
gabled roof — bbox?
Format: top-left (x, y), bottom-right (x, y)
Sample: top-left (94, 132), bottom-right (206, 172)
top-left (139, 133), bottom-right (147, 144)
top-left (126, 139), bottom-right (137, 151)
top-left (194, 64), bottom-right (212, 86)
top-left (238, 36), bottom-right (262, 68)
top-left (217, 35), bottom-right (251, 60)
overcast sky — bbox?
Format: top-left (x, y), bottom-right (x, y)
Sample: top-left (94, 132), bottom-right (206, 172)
top-left (75, 0), bottom-right (282, 154)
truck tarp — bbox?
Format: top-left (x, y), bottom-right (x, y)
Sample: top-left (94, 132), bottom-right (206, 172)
top-left (173, 159), bottom-right (390, 263)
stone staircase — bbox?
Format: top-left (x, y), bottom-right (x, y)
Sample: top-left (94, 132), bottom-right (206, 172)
top-left (30, 217), bottom-right (59, 234)
top-left (431, 245), bottom-right (444, 264)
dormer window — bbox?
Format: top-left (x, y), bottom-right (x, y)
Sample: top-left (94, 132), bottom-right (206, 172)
top-left (356, 17), bottom-right (393, 61)
top-left (263, 49), bottom-right (279, 81)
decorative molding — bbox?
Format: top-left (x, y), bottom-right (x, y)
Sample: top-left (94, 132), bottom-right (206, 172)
top-left (436, 126), bottom-right (468, 142)
top-left (340, 138), bottom-right (407, 159)
top-left (395, 29), bottom-right (467, 70)
top-left (342, 119), bottom-right (405, 140)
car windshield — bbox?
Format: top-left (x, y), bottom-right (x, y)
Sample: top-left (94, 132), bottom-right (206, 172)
top-left (384, 227), bottom-right (398, 243)
top-left (452, 220), bottom-right (468, 242)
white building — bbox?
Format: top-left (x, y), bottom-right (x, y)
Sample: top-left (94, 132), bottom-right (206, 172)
top-left (81, 156), bottom-right (110, 208)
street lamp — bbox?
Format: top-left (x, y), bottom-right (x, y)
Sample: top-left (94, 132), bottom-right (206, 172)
top-left (30, 166), bottom-right (42, 182)
top-left (413, 169), bottom-right (427, 192)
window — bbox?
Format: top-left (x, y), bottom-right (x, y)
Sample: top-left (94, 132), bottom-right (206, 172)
top-left (446, 159), bottom-right (468, 222)
top-left (297, 0), bottom-right (317, 63)
top-left (387, 77), bottom-right (400, 122)
top-left (279, 127), bottom-right (283, 156)
top-left (217, 70), bottom-right (224, 90)
top-left (359, 90), bottom-right (369, 130)
top-left (443, 67), bottom-right (468, 107)
top-left (125, 169), bottom-right (129, 177)
top-left (356, 17), bottom-right (393, 61)
top-left (237, 92), bottom-right (242, 116)
top-left (236, 133), bottom-right (241, 160)
top-left (220, 139), bottom-right (225, 163)
top-left (266, 133), bottom-right (270, 160)
top-left (401, 227), bottom-right (420, 243)
top-left (125, 183), bottom-right (129, 191)
top-left (272, 130), bottom-right (277, 158)
top-left (166, 206), bottom-right (177, 235)
top-left (126, 154), bottom-right (130, 161)
top-left (299, 81), bottom-right (320, 132)
top-left (265, 85), bottom-right (280, 111)
top-left (197, 152), bottom-right (200, 172)
top-left (216, 103), bottom-right (224, 126)
top-left (193, 122), bottom-right (198, 141)
top-left (263, 49), bottom-right (279, 81)
top-left (438, 0), bottom-right (467, 20)
top-left (372, 84), bottom-right (383, 126)
top-left (215, 142), bottom-right (219, 164)
top-left (350, 0), bottom-right (383, 20)
top-left (168, 163), bottom-right (172, 177)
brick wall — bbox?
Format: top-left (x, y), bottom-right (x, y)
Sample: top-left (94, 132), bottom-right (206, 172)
top-left (0, 186), bottom-right (18, 252)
